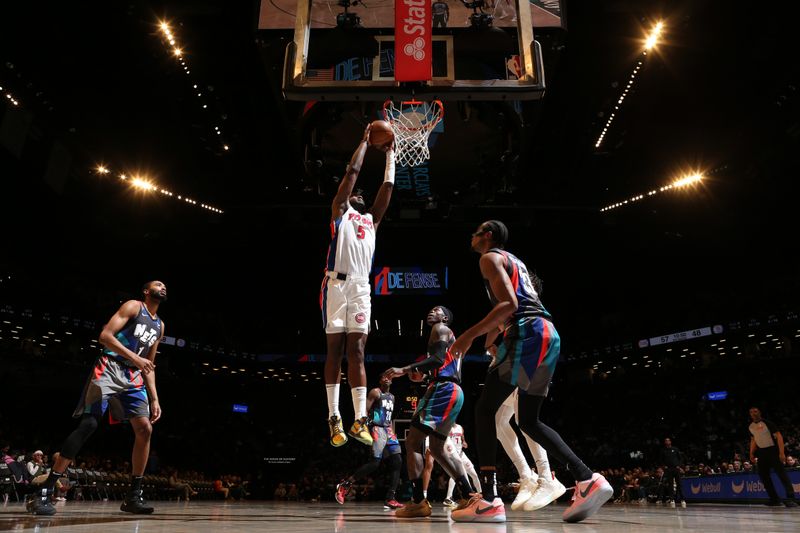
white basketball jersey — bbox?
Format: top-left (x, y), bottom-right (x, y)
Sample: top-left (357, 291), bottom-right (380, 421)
top-left (449, 424), bottom-right (465, 454)
top-left (326, 205), bottom-right (376, 277)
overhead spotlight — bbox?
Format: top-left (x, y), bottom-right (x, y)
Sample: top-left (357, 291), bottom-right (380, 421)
top-left (131, 177), bottom-right (155, 191)
top-left (159, 21), bottom-right (170, 31)
top-left (645, 21), bottom-right (664, 50)
top-left (96, 165), bottom-right (109, 174)
top-left (673, 173), bottom-right (703, 187)
top-left (173, 48), bottom-right (183, 57)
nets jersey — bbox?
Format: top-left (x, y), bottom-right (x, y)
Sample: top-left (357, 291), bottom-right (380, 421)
top-left (370, 391), bottom-right (395, 427)
top-left (326, 205), bottom-right (376, 277)
top-left (103, 302), bottom-right (162, 366)
top-left (428, 332), bottom-right (461, 383)
top-left (484, 248), bottom-right (551, 329)
top-left (449, 423), bottom-right (465, 453)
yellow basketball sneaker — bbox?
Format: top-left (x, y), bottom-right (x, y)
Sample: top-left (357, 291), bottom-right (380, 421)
top-left (328, 415), bottom-right (348, 447)
top-left (395, 499), bottom-right (432, 518)
top-left (347, 416), bottom-right (374, 446)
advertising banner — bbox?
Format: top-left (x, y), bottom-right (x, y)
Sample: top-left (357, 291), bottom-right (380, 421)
top-left (683, 471), bottom-right (800, 501)
top-left (374, 266), bottom-right (448, 295)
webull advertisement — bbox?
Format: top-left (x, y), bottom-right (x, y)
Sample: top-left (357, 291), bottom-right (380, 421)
top-left (683, 471), bottom-right (800, 501)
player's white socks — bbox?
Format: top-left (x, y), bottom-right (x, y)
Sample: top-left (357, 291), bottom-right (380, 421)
top-left (352, 386), bottom-right (367, 420)
top-left (513, 457), bottom-right (533, 482)
top-left (526, 438), bottom-right (552, 480)
top-left (326, 384), bottom-right (340, 418)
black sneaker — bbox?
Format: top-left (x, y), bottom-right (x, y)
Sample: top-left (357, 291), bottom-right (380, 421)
top-left (27, 489), bottom-right (56, 516)
top-left (120, 490), bottom-right (155, 514)
top-left (766, 499), bottom-right (783, 507)
top-left (784, 500), bottom-right (799, 508)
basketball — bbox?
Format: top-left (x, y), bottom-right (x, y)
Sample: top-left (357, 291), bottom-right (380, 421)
top-left (409, 370), bottom-right (425, 382)
top-left (369, 120), bottom-right (394, 148)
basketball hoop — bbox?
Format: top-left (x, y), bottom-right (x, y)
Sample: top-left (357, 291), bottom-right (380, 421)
top-left (383, 99), bottom-right (444, 167)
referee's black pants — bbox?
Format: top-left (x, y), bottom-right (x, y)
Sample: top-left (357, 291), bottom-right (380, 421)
top-left (756, 446), bottom-right (796, 502)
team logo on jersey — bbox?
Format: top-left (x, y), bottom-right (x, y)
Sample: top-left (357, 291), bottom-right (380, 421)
top-left (355, 312), bottom-right (367, 324)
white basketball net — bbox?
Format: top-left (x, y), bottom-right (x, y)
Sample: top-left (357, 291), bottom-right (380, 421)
top-left (383, 100), bottom-right (444, 168)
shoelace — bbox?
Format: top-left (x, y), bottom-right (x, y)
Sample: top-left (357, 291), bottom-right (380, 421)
top-left (330, 419), bottom-right (345, 436)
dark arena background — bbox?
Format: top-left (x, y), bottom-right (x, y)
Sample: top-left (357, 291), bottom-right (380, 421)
top-left (2, 0), bottom-right (799, 531)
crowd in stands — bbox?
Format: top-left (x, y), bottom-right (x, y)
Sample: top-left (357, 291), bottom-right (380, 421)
top-left (0, 441), bottom-right (248, 504)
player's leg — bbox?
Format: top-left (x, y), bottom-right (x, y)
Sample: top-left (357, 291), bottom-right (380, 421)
top-left (383, 429), bottom-right (404, 509)
top-left (427, 436), bottom-right (474, 503)
top-left (395, 427), bottom-right (432, 518)
top-left (445, 476), bottom-right (457, 506)
top-left (496, 399), bottom-right (534, 483)
top-left (29, 413), bottom-right (99, 515)
top-left (323, 276), bottom-right (349, 446)
top-left (461, 453), bottom-right (482, 494)
top-left (345, 283), bottom-right (372, 445)
top-left (118, 383), bottom-right (156, 515)
top-left (512, 391), bottom-right (565, 511)
top-left (29, 359), bottom-right (115, 515)
top-left (475, 371), bottom-right (517, 500)
top-left (324, 333), bottom-right (348, 446)
top-left (496, 395), bottom-right (539, 510)
top-left (336, 426), bottom-right (385, 504)
top-left (514, 319), bottom-right (610, 522)
top-left (451, 371), bottom-right (514, 522)
top-left (422, 447), bottom-right (434, 499)
top-left (344, 332), bottom-right (372, 445)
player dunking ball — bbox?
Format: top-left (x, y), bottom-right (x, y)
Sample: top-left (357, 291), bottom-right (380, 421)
top-left (334, 376), bottom-right (405, 509)
top-left (323, 124), bottom-right (395, 447)
top-left (383, 306), bottom-right (475, 518)
top-left (28, 281), bottom-right (166, 516)
top-left (451, 221), bottom-right (612, 523)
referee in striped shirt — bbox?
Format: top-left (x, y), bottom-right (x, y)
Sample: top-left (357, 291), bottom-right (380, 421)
top-left (748, 407), bottom-right (798, 507)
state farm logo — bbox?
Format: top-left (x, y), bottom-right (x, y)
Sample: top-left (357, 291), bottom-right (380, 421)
top-left (401, 0), bottom-right (427, 62)
top-left (404, 37), bottom-right (426, 61)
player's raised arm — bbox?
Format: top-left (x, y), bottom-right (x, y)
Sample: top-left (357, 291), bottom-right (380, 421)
top-left (369, 148), bottom-right (395, 228)
top-left (332, 124), bottom-right (371, 219)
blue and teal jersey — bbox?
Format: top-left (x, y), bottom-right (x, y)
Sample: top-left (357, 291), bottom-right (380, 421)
top-left (429, 332), bottom-right (460, 383)
top-left (370, 391), bottom-right (395, 427)
top-left (484, 248), bottom-right (551, 329)
top-left (103, 302), bottom-right (162, 366)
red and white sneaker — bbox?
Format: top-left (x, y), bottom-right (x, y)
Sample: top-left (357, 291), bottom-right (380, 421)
top-left (335, 480), bottom-right (351, 505)
top-left (451, 495), bottom-right (506, 523)
top-left (384, 499), bottom-right (404, 510)
top-left (562, 473), bottom-right (613, 523)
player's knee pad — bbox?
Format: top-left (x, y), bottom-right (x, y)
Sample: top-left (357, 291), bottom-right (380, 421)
top-left (61, 414), bottom-right (99, 459)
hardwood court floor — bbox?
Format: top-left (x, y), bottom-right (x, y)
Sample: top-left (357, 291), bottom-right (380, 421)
top-left (2, 500), bottom-right (799, 532)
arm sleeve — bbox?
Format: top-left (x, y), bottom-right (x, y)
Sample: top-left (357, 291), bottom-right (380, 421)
top-left (406, 341), bottom-right (448, 372)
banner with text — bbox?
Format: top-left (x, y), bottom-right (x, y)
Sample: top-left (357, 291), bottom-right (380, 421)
top-left (683, 471), bottom-right (800, 501)
top-left (374, 266), bottom-right (448, 295)
top-left (394, 0), bottom-right (431, 81)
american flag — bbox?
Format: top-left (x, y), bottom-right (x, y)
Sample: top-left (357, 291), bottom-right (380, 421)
top-left (306, 67), bottom-right (335, 81)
